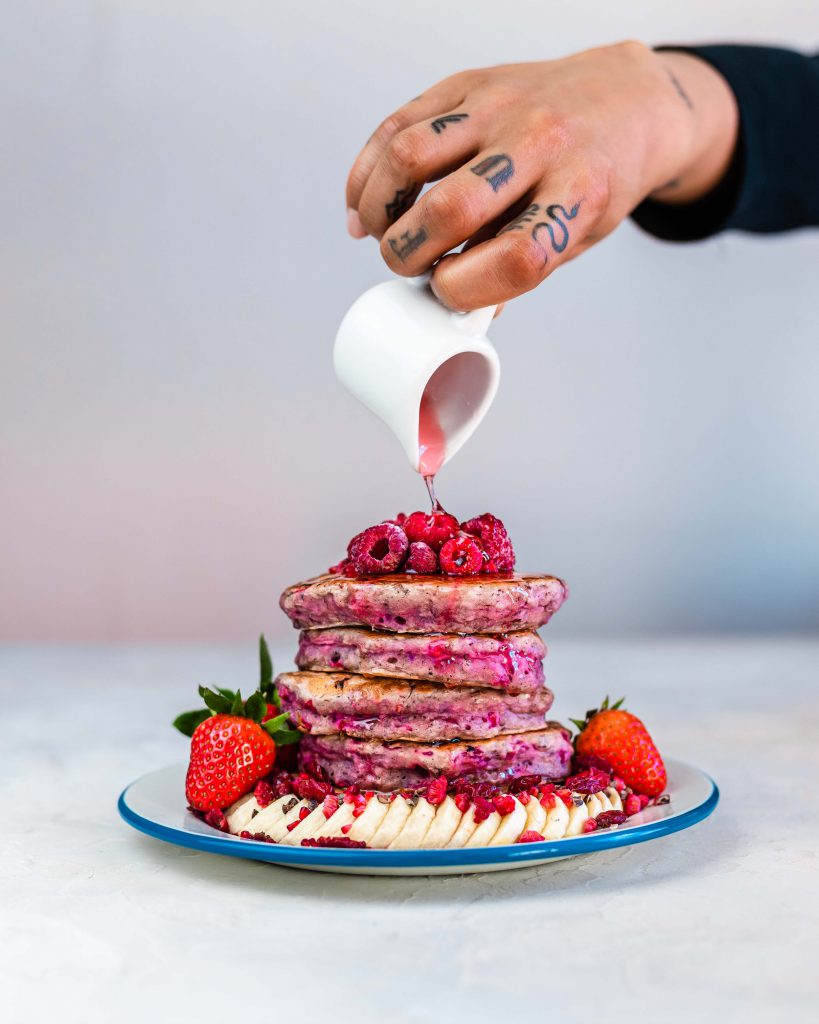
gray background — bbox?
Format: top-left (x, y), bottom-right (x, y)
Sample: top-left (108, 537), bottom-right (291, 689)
top-left (1, 0), bottom-right (817, 644)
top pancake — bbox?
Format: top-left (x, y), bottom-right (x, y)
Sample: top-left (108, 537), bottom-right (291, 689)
top-left (279, 573), bottom-right (568, 634)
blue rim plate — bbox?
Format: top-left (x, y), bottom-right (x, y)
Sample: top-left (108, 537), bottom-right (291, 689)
top-left (118, 758), bottom-right (718, 876)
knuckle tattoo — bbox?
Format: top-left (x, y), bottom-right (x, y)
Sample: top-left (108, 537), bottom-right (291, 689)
top-left (470, 153), bottom-right (515, 192)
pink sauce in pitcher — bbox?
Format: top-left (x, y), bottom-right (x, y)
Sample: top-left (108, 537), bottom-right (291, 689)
top-left (418, 389), bottom-right (446, 478)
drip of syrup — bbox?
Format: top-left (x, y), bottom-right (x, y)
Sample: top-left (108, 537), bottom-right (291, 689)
top-left (418, 389), bottom-right (446, 478)
top-left (423, 473), bottom-right (444, 512)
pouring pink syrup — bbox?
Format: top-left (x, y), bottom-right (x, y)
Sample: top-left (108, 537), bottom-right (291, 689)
top-left (418, 389), bottom-right (446, 478)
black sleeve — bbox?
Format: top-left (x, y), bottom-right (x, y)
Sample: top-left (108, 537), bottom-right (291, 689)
top-left (631, 45), bottom-right (819, 242)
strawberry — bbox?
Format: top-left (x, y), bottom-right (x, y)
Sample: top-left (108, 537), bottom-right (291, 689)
top-left (173, 635), bottom-right (303, 810)
top-left (186, 714), bottom-right (277, 811)
top-left (571, 697), bottom-right (667, 797)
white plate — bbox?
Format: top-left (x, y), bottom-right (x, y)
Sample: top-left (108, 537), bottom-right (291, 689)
top-left (119, 758), bottom-right (718, 876)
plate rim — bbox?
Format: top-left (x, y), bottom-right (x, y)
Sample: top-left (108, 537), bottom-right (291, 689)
top-left (118, 758), bottom-right (719, 869)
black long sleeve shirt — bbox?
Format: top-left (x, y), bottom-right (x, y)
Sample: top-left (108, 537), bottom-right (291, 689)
top-left (631, 45), bottom-right (819, 241)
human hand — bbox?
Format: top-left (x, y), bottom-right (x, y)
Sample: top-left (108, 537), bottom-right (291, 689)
top-left (345, 42), bottom-right (738, 310)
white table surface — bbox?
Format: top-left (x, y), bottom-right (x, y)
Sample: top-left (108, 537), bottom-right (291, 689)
top-left (4, 638), bottom-right (818, 1023)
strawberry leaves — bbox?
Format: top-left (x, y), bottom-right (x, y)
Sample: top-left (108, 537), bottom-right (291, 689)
top-left (569, 695), bottom-right (624, 734)
top-left (172, 635), bottom-right (301, 746)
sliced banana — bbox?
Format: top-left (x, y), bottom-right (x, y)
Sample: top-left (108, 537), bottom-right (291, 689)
top-left (389, 799), bottom-right (436, 850)
top-left (225, 783), bottom-right (640, 848)
top-left (465, 810), bottom-right (501, 847)
top-left (448, 807), bottom-right (480, 848)
top-left (225, 793), bottom-right (258, 833)
top-left (585, 793), bottom-right (604, 817)
top-left (280, 804), bottom-right (327, 845)
top-left (370, 797), bottom-right (412, 849)
top-left (268, 800), bottom-right (311, 842)
top-left (241, 795), bottom-right (297, 837)
top-left (315, 802), bottom-right (355, 838)
top-left (565, 799), bottom-right (589, 837)
top-left (421, 797), bottom-right (463, 849)
top-left (543, 797), bottom-right (570, 839)
top-left (347, 798), bottom-right (390, 843)
top-left (523, 796), bottom-right (547, 836)
top-left (489, 799), bottom-right (528, 846)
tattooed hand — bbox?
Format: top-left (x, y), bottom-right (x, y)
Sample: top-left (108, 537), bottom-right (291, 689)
top-left (345, 41), bottom-right (738, 310)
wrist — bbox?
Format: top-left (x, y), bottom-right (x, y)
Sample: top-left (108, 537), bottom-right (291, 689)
top-left (650, 49), bottom-right (739, 204)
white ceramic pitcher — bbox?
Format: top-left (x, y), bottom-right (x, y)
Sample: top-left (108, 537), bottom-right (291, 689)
top-left (333, 276), bottom-right (500, 473)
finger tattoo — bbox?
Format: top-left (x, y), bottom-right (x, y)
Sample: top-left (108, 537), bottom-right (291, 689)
top-left (385, 182), bottom-right (420, 223)
top-left (388, 227), bottom-right (428, 262)
top-left (430, 113), bottom-right (470, 134)
top-left (499, 203), bottom-right (541, 233)
top-left (470, 154), bottom-right (515, 192)
top-left (530, 202), bottom-right (582, 261)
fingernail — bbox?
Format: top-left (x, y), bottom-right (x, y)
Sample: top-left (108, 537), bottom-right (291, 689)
top-left (347, 208), bottom-right (366, 239)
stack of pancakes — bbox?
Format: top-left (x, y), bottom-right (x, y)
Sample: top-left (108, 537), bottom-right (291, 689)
top-left (277, 572), bottom-right (572, 791)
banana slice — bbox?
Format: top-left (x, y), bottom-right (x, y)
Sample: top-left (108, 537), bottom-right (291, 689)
top-left (523, 797), bottom-right (547, 836)
top-left (606, 787), bottom-right (624, 811)
top-left (389, 799), bottom-right (436, 849)
top-left (225, 793), bottom-right (258, 834)
top-left (242, 795), bottom-right (297, 837)
top-left (370, 797), bottom-right (412, 848)
top-left (347, 798), bottom-right (390, 843)
top-left (585, 793), bottom-right (604, 817)
top-left (489, 799), bottom-right (528, 846)
top-left (543, 798), bottom-right (570, 839)
top-left (465, 810), bottom-right (501, 847)
top-left (268, 800), bottom-right (312, 842)
top-left (448, 807), bottom-right (480, 848)
top-left (565, 799), bottom-right (589, 836)
top-left (315, 802), bottom-right (355, 838)
top-left (280, 804), bottom-right (327, 845)
top-left (422, 797), bottom-right (463, 849)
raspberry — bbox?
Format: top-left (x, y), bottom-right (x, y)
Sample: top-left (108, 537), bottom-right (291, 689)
top-left (454, 793), bottom-right (471, 814)
top-left (347, 522), bottom-right (409, 576)
top-left (493, 794), bottom-right (516, 816)
top-left (472, 796), bottom-right (495, 823)
top-left (596, 810), bottom-right (629, 828)
top-left (517, 830), bottom-right (545, 843)
top-left (439, 535), bottom-right (484, 576)
top-left (565, 768), bottom-right (610, 794)
top-left (403, 510), bottom-right (459, 551)
top-left (293, 774), bottom-right (331, 801)
top-left (639, 793), bottom-right (651, 809)
top-left (254, 779), bottom-right (275, 808)
top-left (405, 541), bottom-right (438, 574)
top-left (425, 776), bottom-right (448, 806)
top-left (624, 793), bottom-right (642, 816)
top-left (572, 752), bottom-right (614, 775)
top-left (322, 794), bottom-right (340, 819)
top-left (301, 836), bottom-right (366, 848)
top-left (509, 774), bottom-right (542, 794)
top-left (270, 772), bottom-right (294, 798)
top-left (612, 776), bottom-right (626, 792)
top-left (204, 808), bottom-right (229, 832)
top-left (460, 514), bottom-right (515, 571)
top-left (239, 831), bottom-right (274, 843)
top-left (328, 558), bottom-right (353, 575)
top-left (582, 818), bottom-right (598, 833)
